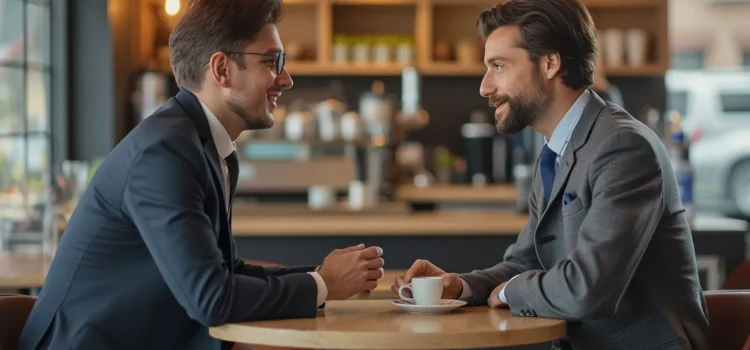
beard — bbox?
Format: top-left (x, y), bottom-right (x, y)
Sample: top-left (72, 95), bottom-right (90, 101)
top-left (226, 94), bottom-right (274, 130)
top-left (489, 70), bottom-right (549, 134)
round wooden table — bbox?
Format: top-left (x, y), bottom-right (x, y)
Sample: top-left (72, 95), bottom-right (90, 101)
top-left (0, 251), bottom-right (48, 291)
top-left (209, 299), bottom-right (566, 349)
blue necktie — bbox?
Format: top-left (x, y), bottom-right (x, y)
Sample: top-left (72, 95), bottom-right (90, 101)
top-left (539, 145), bottom-right (558, 205)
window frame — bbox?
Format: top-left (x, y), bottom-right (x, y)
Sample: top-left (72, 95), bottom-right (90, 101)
top-left (0, 0), bottom-right (53, 209)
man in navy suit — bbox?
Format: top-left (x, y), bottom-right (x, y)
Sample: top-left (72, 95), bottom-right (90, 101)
top-left (18, 0), bottom-right (385, 349)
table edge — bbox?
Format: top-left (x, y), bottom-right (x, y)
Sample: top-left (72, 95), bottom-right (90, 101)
top-left (209, 317), bottom-right (567, 349)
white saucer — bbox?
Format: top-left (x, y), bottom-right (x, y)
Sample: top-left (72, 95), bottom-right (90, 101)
top-left (391, 299), bottom-right (467, 314)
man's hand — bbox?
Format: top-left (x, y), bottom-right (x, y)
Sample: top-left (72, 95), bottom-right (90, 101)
top-left (390, 259), bottom-right (463, 300)
top-left (318, 244), bottom-right (384, 300)
top-left (488, 282), bottom-right (508, 308)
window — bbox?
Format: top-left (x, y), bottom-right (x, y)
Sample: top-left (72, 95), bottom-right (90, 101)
top-left (720, 92), bottom-right (750, 113)
top-left (672, 51), bottom-right (704, 70)
top-left (668, 91), bottom-right (689, 116)
top-left (0, 0), bottom-right (51, 208)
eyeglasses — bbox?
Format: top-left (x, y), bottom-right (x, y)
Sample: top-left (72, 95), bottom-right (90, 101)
top-left (226, 51), bottom-right (286, 75)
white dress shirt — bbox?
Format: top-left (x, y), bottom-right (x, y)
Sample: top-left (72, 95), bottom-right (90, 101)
top-left (459, 89), bottom-right (592, 303)
top-left (198, 100), bottom-right (328, 307)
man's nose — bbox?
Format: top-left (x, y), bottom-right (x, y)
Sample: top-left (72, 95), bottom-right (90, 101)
top-left (277, 68), bottom-right (294, 89)
top-left (479, 73), bottom-right (495, 97)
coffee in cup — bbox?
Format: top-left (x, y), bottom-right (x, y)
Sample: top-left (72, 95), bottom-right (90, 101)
top-left (398, 276), bottom-right (443, 305)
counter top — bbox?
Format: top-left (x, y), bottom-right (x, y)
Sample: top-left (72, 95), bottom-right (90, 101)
top-left (231, 210), bottom-right (748, 237)
top-left (232, 211), bottom-right (529, 236)
top-left (395, 184), bottom-right (517, 203)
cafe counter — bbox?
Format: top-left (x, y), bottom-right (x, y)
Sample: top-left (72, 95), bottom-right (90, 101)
top-left (231, 209), bottom-right (748, 292)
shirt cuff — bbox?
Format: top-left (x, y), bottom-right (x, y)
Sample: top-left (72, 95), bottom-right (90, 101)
top-left (307, 272), bottom-right (327, 306)
top-left (459, 278), bottom-right (473, 300)
top-left (498, 275), bottom-right (519, 303)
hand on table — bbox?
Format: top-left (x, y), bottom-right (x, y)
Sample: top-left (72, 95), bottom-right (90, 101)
top-left (390, 259), bottom-right (463, 300)
top-left (488, 282), bottom-right (508, 308)
top-left (318, 244), bottom-right (384, 300)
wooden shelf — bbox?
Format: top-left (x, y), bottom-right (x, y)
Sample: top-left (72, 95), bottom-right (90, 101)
top-left (286, 61), bottom-right (408, 76)
top-left (427, 0), bottom-right (662, 6)
top-left (158, 0), bottom-right (669, 78)
top-left (331, 0), bottom-right (418, 4)
top-left (584, 0), bottom-right (664, 8)
top-left (289, 62), bottom-right (667, 77)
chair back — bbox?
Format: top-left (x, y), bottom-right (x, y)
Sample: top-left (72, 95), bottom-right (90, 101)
top-left (0, 294), bottom-right (36, 350)
top-left (724, 260), bottom-right (750, 290)
top-left (705, 290), bottom-right (750, 350)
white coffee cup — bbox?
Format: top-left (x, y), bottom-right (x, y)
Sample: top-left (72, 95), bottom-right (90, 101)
top-left (398, 276), bottom-right (443, 305)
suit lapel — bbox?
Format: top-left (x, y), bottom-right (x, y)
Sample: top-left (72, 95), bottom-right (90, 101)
top-left (174, 90), bottom-right (233, 264)
top-left (537, 90), bottom-right (607, 222)
top-left (174, 89), bottom-right (230, 218)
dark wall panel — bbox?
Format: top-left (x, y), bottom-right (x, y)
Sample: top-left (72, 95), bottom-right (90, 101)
top-left (68, 0), bottom-right (116, 161)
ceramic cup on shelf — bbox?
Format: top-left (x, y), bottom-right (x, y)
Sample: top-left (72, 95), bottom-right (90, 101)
top-left (626, 28), bottom-right (648, 66)
top-left (603, 28), bottom-right (625, 67)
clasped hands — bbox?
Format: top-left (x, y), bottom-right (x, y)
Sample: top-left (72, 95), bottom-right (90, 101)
top-left (389, 259), bottom-right (509, 308)
top-left (316, 248), bottom-right (511, 307)
top-left (317, 243), bottom-right (385, 300)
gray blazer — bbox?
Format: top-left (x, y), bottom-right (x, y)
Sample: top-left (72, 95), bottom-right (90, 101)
top-left (18, 90), bottom-right (320, 350)
top-left (460, 91), bottom-right (710, 350)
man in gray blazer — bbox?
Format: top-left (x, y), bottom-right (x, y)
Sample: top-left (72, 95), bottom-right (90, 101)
top-left (393, 1), bottom-right (710, 349)
top-left (19, 1), bottom-right (384, 349)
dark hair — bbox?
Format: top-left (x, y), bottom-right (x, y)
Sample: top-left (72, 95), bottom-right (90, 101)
top-left (477, 0), bottom-right (596, 90)
top-left (168, 0), bottom-right (284, 90)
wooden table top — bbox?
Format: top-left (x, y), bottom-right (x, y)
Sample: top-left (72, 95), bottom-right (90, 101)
top-left (395, 184), bottom-right (518, 203)
top-left (209, 299), bottom-right (566, 349)
top-left (0, 252), bottom-right (48, 289)
top-left (368, 270), bottom-right (403, 299)
top-left (232, 211), bottom-right (528, 236)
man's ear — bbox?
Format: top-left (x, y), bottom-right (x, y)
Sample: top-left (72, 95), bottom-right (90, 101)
top-left (208, 52), bottom-right (232, 88)
top-left (541, 52), bottom-right (562, 80)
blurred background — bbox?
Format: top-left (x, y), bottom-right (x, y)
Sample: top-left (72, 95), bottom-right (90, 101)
top-left (1, 0), bottom-right (750, 297)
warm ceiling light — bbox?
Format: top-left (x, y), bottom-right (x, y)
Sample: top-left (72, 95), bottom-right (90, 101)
top-left (165, 0), bottom-right (180, 16)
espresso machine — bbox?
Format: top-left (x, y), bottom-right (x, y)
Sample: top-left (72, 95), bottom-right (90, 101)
top-left (350, 67), bottom-right (429, 209)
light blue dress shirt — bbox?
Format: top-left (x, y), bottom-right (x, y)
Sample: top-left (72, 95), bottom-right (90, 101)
top-left (498, 89), bottom-right (592, 303)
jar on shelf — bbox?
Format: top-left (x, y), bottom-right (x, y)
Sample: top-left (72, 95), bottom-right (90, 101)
top-left (434, 41), bottom-right (452, 62)
top-left (395, 36), bottom-right (414, 65)
top-left (456, 40), bottom-right (480, 66)
top-left (285, 41), bottom-right (302, 61)
top-left (332, 35), bottom-right (349, 64)
top-left (372, 36), bottom-right (392, 65)
top-left (352, 36), bottom-right (371, 65)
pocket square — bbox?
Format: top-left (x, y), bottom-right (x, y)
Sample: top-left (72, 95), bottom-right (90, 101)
top-left (563, 192), bottom-right (577, 205)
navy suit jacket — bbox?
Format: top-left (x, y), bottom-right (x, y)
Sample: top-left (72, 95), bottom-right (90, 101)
top-left (18, 90), bottom-right (320, 350)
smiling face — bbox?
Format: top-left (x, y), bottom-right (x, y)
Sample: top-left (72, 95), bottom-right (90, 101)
top-left (221, 24), bottom-right (293, 130)
top-left (479, 26), bottom-right (550, 134)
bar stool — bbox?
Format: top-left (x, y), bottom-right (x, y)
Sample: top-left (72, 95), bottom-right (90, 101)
top-left (705, 290), bottom-right (750, 350)
top-left (0, 294), bottom-right (36, 350)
